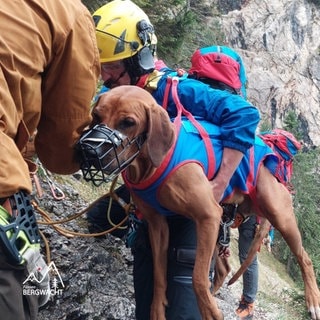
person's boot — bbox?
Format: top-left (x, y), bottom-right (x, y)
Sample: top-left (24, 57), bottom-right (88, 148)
top-left (235, 296), bottom-right (254, 319)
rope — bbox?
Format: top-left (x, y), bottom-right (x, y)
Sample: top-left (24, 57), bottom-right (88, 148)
top-left (33, 176), bottom-right (133, 262)
top-left (39, 229), bottom-right (51, 264)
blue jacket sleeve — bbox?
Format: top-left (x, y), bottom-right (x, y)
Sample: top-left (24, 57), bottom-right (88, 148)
top-left (153, 76), bottom-right (260, 154)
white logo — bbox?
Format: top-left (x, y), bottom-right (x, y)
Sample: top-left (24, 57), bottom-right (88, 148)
top-left (23, 261), bottom-right (64, 297)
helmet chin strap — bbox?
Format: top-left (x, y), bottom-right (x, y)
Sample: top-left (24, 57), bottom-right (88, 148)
top-left (103, 69), bottom-right (128, 88)
top-left (124, 48), bottom-right (155, 84)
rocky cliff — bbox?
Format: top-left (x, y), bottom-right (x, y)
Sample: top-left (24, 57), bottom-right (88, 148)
top-left (216, 0), bottom-right (320, 146)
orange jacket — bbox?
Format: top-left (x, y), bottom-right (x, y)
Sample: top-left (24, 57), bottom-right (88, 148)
top-left (0, 0), bottom-right (100, 198)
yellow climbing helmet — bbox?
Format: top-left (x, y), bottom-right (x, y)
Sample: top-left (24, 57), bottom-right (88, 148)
top-left (93, 0), bottom-right (157, 63)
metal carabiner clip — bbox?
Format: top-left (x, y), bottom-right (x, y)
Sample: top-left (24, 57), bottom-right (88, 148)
top-left (46, 178), bottom-right (65, 200)
top-left (36, 159), bottom-right (65, 200)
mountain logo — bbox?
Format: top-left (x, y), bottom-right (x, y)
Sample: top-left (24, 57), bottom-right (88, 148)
top-left (23, 261), bottom-right (64, 287)
top-left (23, 261), bottom-right (64, 298)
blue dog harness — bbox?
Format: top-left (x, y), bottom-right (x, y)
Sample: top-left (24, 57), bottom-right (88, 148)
top-left (124, 77), bottom-right (278, 217)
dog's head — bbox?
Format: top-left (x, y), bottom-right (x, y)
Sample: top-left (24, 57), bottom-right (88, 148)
top-left (77, 86), bottom-right (175, 184)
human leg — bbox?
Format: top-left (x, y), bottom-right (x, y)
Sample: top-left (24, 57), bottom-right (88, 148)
top-left (0, 252), bottom-right (39, 320)
top-left (131, 221), bottom-right (154, 320)
top-left (236, 216), bottom-right (258, 319)
top-left (166, 216), bottom-right (213, 320)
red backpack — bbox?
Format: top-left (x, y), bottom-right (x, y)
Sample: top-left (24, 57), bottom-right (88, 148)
top-left (188, 45), bottom-right (247, 99)
top-left (258, 129), bottom-right (302, 189)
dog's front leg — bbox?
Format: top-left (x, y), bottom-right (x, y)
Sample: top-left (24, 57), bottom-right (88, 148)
top-left (133, 197), bottom-right (169, 320)
top-left (159, 164), bottom-right (224, 320)
top-left (193, 215), bottom-right (224, 320)
top-left (148, 214), bottom-right (169, 320)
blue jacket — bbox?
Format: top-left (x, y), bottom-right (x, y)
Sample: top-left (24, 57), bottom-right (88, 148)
top-left (150, 70), bottom-right (260, 154)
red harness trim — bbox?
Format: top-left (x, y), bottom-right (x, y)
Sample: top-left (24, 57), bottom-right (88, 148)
top-left (122, 126), bottom-right (178, 190)
top-left (126, 76), bottom-right (217, 190)
top-left (167, 77), bottom-right (216, 179)
top-left (135, 74), bottom-right (149, 88)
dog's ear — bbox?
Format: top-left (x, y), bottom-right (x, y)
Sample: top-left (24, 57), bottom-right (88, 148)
top-left (145, 103), bottom-right (175, 167)
top-left (91, 95), bottom-right (103, 127)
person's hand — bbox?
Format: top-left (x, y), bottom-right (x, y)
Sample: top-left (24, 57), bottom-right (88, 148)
top-left (210, 178), bottom-right (227, 203)
top-left (210, 148), bottom-right (245, 202)
top-left (218, 246), bottom-right (231, 258)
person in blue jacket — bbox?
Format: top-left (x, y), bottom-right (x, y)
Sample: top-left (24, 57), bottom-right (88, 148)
top-left (92, 0), bottom-right (260, 204)
top-left (88, 1), bottom-right (260, 319)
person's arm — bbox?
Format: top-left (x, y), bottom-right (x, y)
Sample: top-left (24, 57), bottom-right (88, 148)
top-left (165, 79), bottom-right (260, 201)
top-left (210, 148), bottom-right (244, 202)
top-left (35, 4), bottom-right (100, 174)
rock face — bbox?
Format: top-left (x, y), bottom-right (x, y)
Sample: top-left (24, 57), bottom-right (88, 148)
top-left (35, 180), bottom-right (136, 320)
top-left (216, 0), bottom-right (320, 146)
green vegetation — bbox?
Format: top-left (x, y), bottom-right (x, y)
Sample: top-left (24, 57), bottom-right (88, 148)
top-left (307, 0), bottom-right (320, 6)
top-left (274, 148), bottom-right (320, 286)
top-left (82, 0), bottom-right (225, 68)
top-left (283, 110), bottom-right (303, 140)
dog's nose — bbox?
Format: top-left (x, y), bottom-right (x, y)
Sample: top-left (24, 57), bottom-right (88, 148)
top-left (76, 124), bottom-right (124, 169)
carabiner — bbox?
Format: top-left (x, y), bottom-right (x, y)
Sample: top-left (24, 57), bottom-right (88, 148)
top-left (47, 179), bottom-right (65, 200)
top-left (36, 159), bottom-right (65, 200)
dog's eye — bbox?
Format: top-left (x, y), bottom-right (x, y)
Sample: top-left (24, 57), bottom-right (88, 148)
top-left (119, 117), bottom-right (136, 130)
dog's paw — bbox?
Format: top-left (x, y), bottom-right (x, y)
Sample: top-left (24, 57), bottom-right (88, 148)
top-left (309, 306), bottom-right (320, 320)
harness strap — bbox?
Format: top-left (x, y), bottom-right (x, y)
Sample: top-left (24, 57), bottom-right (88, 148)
top-left (162, 77), bottom-right (172, 111)
top-left (246, 146), bottom-right (260, 213)
top-left (167, 77), bottom-right (216, 178)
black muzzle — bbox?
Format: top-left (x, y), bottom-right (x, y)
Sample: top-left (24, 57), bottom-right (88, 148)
top-left (76, 124), bottom-right (146, 186)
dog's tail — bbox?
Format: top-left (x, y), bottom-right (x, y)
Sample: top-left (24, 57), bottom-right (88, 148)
top-left (227, 217), bottom-right (271, 286)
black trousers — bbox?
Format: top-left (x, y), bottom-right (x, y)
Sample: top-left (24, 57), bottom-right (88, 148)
top-left (132, 216), bottom-right (214, 320)
top-left (0, 247), bottom-right (39, 320)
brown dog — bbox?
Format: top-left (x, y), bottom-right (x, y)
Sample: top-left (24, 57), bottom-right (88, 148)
top-left (91, 85), bottom-right (320, 320)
